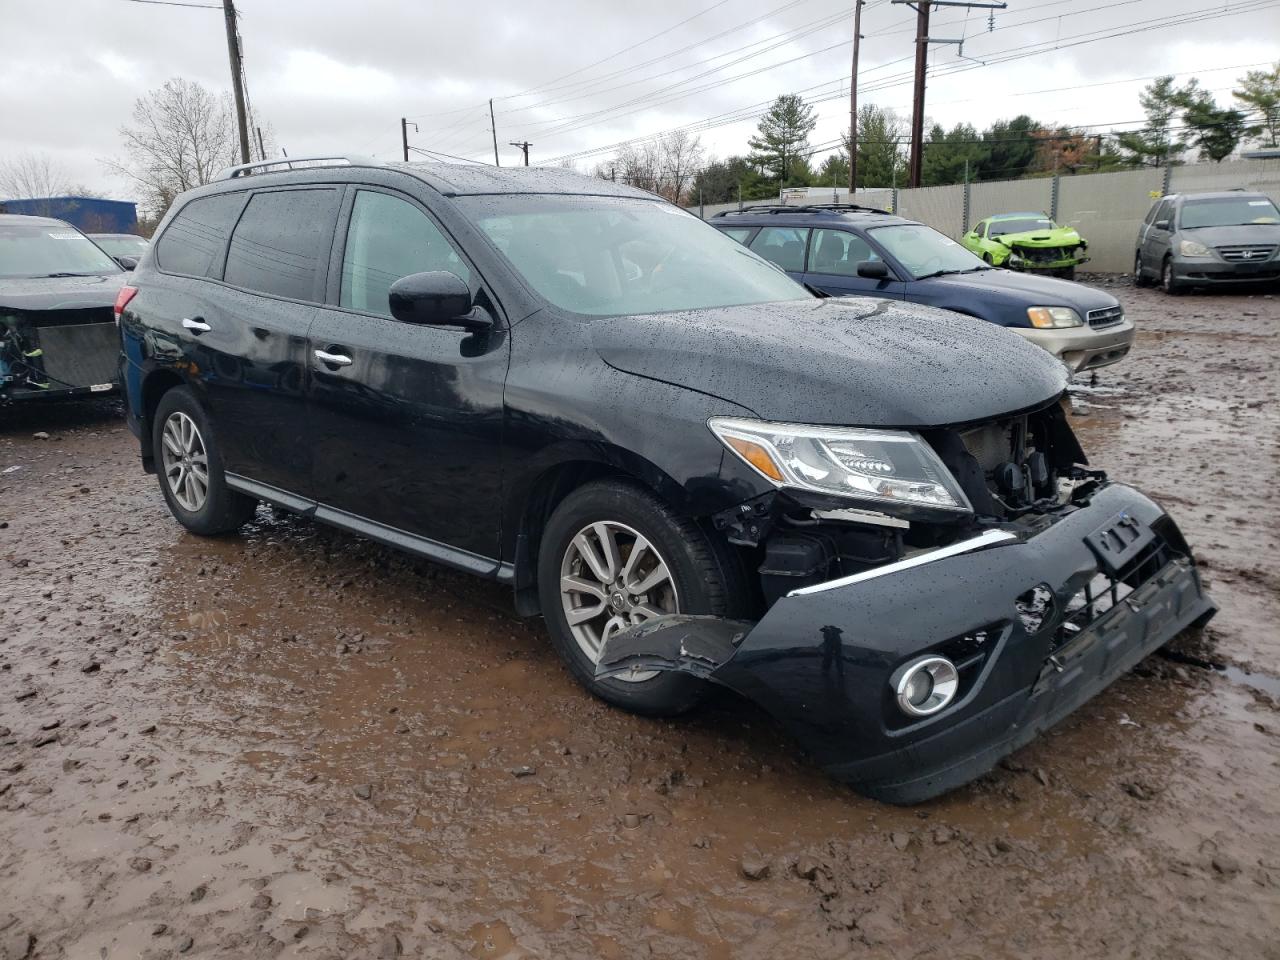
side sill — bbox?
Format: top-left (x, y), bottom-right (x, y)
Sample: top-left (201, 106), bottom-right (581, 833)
top-left (226, 474), bottom-right (513, 583)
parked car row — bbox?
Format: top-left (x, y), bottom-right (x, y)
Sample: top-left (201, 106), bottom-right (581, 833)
top-left (96, 157), bottom-right (1218, 804)
top-left (711, 204), bottom-right (1132, 373)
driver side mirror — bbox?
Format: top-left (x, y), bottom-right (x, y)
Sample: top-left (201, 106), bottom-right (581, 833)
top-left (388, 271), bottom-right (490, 330)
top-left (116, 256), bottom-right (139, 271)
top-left (856, 260), bottom-right (890, 280)
top-left (1153, 219), bottom-right (1170, 231)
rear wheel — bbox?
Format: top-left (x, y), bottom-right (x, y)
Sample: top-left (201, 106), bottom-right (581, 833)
top-left (536, 480), bottom-right (742, 716)
top-left (1161, 256), bottom-right (1184, 296)
top-left (152, 386), bottom-right (257, 535)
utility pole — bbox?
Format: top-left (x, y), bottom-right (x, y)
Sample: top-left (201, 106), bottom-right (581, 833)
top-left (222, 0), bottom-right (250, 165)
top-left (906, 0), bottom-right (929, 188)
top-left (255, 126), bottom-right (266, 162)
top-left (400, 118), bottom-right (418, 162)
top-left (489, 99), bottom-right (500, 167)
top-left (509, 141), bottom-right (532, 166)
top-left (848, 0), bottom-right (864, 196)
top-left (893, 0), bottom-right (1005, 188)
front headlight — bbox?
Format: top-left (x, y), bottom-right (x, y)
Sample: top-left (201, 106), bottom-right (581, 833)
top-left (1026, 306), bottom-right (1083, 329)
top-left (708, 417), bottom-right (971, 513)
top-left (1179, 239), bottom-right (1212, 258)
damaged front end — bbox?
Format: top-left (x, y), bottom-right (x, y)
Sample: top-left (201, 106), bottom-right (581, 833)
top-left (596, 402), bottom-right (1216, 803)
top-left (0, 308), bottom-right (120, 403)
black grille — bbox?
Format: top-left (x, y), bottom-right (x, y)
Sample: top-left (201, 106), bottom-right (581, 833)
top-left (1012, 244), bottom-right (1071, 263)
top-left (1216, 244), bottom-right (1276, 263)
top-left (35, 322), bottom-right (119, 388)
top-left (1087, 306), bottom-right (1124, 328)
top-left (1052, 534), bottom-right (1179, 650)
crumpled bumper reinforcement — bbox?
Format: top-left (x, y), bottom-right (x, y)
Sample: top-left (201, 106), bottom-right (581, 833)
top-left (595, 482), bottom-right (1216, 804)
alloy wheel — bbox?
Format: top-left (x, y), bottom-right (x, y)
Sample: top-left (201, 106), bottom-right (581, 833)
top-left (559, 520), bottom-right (679, 683)
top-left (161, 411), bottom-right (209, 513)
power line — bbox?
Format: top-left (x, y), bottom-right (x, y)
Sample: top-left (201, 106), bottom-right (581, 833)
top-left (406, 145), bottom-right (493, 166)
top-left (543, 0), bottom-right (1278, 165)
top-left (119, 0), bottom-right (222, 8)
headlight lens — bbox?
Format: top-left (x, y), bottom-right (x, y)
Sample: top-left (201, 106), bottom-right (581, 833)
top-left (708, 417), bottom-right (971, 512)
top-left (1026, 306), bottom-right (1083, 329)
top-left (1179, 239), bottom-right (1212, 258)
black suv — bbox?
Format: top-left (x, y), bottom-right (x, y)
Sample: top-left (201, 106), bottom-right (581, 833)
top-left (119, 158), bottom-right (1213, 803)
top-left (713, 204), bottom-right (1133, 373)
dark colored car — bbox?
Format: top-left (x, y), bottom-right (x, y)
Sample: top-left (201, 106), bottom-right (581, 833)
top-left (89, 233), bottom-right (150, 271)
top-left (1134, 190), bottom-right (1280, 293)
top-left (0, 214), bottom-right (125, 402)
top-left (713, 204), bottom-right (1133, 373)
top-left (118, 157), bottom-right (1214, 803)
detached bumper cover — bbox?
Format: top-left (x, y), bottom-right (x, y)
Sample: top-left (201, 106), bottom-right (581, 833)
top-left (596, 483), bottom-right (1215, 803)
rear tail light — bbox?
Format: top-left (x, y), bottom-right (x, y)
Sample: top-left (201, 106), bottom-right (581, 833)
top-left (114, 285), bottom-right (138, 326)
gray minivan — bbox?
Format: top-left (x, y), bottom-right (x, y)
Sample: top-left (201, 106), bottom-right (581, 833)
top-left (1134, 190), bottom-right (1280, 293)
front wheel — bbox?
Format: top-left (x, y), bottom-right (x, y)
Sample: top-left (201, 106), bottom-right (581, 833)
top-left (1161, 257), bottom-right (1184, 296)
top-left (152, 386), bottom-right (257, 535)
top-left (536, 480), bottom-right (743, 716)
top-left (1133, 251), bottom-right (1152, 287)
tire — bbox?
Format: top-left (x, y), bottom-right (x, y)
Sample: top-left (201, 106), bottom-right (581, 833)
top-left (1060, 266), bottom-right (1077, 282)
top-left (536, 479), bottom-right (743, 716)
top-left (1133, 251), bottom-right (1152, 287)
top-left (152, 385), bottom-right (257, 535)
top-left (1161, 256), bottom-right (1184, 296)
top-left (983, 253), bottom-right (994, 266)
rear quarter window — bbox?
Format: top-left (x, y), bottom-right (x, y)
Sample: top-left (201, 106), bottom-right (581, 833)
top-left (155, 192), bottom-right (246, 278)
top-left (223, 188), bottom-right (340, 301)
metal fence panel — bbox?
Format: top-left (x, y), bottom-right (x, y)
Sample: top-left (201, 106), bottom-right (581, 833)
top-left (967, 179), bottom-right (1054, 233)
top-left (896, 184), bottom-right (966, 238)
top-left (1171, 158), bottom-right (1280, 197)
top-left (1057, 168), bottom-right (1166, 272)
top-left (690, 160), bottom-right (1280, 272)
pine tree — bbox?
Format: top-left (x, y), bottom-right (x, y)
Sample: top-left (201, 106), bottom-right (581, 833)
top-left (748, 95), bottom-right (817, 187)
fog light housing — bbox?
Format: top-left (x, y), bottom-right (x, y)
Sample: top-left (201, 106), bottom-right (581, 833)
top-left (894, 656), bottom-right (959, 717)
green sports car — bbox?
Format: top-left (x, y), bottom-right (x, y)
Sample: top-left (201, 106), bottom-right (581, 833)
top-left (963, 212), bottom-right (1089, 279)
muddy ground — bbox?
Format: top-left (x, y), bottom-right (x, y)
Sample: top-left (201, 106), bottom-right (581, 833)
top-left (1, 279), bottom-right (1278, 960)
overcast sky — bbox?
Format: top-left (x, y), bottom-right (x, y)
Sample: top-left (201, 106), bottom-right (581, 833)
top-left (3, 0), bottom-right (1277, 198)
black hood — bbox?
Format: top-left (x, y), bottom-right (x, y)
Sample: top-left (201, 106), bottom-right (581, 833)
top-left (591, 297), bottom-right (1068, 428)
top-left (0, 274), bottom-right (124, 312)
top-left (909, 268), bottom-right (1118, 328)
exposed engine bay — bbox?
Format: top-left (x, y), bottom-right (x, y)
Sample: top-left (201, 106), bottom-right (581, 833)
top-left (713, 400), bottom-right (1102, 609)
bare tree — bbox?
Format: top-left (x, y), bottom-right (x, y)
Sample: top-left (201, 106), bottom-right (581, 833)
top-left (105, 77), bottom-right (241, 218)
top-left (0, 152), bottom-right (77, 200)
top-left (612, 141), bottom-right (661, 194)
top-left (657, 130), bottom-right (704, 204)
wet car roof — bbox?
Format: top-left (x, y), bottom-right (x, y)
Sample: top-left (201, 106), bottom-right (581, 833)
top-left (0, 213), bottom-right (69, 228)
top-left (389, 162), bottom-right (659, 200)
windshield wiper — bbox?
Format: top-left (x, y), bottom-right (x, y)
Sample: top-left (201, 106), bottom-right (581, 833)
top-left (916, 266), bottom-right (989, 280)
top-left (41, 272), bottom-right (96, 278)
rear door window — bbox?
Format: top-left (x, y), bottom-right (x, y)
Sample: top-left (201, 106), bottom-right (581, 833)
top-left (807, 229), bottom-right (878, 276)
top-left (224, 188), bottom-right (340, 301)
top-left (748, 226), bottom-right (809, 272)
top-left (339, 190), bottom-right (471, 317)
top-left (155, 193), bottom-right (245, 278)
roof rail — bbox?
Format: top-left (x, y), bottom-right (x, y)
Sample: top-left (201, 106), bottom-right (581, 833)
top-left (217, 155), bottom-right (382, 180)
top-left (712, 202), bottom-right (892, 217)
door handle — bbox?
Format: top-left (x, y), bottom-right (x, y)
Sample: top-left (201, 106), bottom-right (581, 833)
top-left (182, 317), bottom-right (211, 333)
top-left (314, 349), bottom-right (353, 367)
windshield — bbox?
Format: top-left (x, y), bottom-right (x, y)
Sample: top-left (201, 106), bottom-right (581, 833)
top-left (92, 235), bottom-right (149, 258)
top-left (0, 221), bottom-right (122, 279)
top-left (1181, 196), bottom-right (1280, 229)
top-left (457, 194), bottom-right (810, 316)
top-left (989, 216), bottom-right (1055, 237)
top-left (870, 223), bottom-right (987, 279)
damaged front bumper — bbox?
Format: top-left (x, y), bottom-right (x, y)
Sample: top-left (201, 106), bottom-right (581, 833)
top-left (596, 482), bottom-right (1215, 804)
